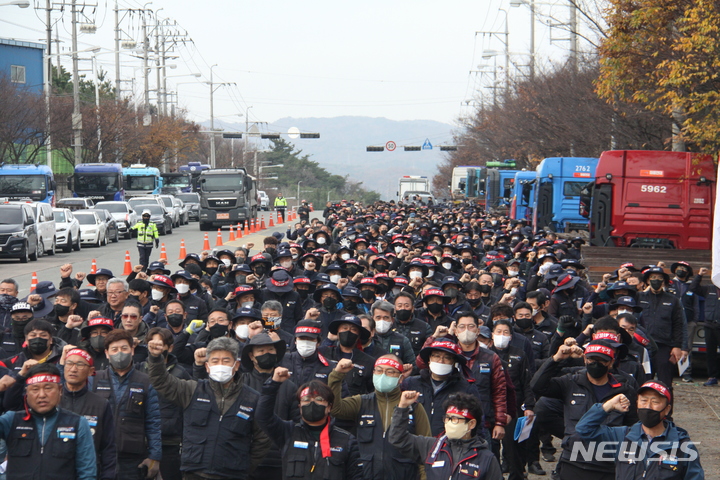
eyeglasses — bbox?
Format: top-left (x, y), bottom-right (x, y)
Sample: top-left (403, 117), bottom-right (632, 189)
top-left (107, 291), bottom-right (126, 297)
top-left (121, 314), bottom-right (139, 319)
top-left (443, 415), bottom-right (470, 424)
top-left (456, 324), bottom-right (477, 331)
top-left (65, 361), bottom-right (90, 369)
top-left (373, 367), bottom-right (401, 377)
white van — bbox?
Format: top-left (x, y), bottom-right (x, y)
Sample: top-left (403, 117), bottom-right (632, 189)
top-left (29, 202), bottom-right (57, 256)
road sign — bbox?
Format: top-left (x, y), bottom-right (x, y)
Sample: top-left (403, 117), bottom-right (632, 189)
top-left (386, 141), bottom-right (396, 152)
top-left (422, 138), bottom-right (432, 150)
top-left (288, 127), bottom-right (300, 139)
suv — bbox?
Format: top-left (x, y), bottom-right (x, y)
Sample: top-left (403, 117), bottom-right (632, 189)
top-left (95, 201), bottom-right (138, 239)
top-left (0, 203), bottom-right (39, 262)
top-left (258, 191), bottom-right (270, 211)
top-left (29, 202), bottom-right (57, 256)
top-left (56, 197), bottom-right (94, 211)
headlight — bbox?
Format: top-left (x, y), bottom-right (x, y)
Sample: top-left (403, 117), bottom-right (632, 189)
top-left (10, 231), bottom-right (25, 238)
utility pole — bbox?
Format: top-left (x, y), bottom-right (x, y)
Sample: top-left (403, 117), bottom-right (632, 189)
top-left (142, 14), bottom-right (150, 116)
top-left (569, 0), bottom-right (578, 75)
top-left (155, 20), bottom-right (162, 117)
top-left (45, 0), bottom-right (52, 168)
top-left (529, 0), bottom-right (535, 80)
top-left (71, 0), bottom-right (83, 165)
top-left (244, 105), bottom-right (253, 168)
top-left (92, 55), bottom-right (102, 161)
top-left (209, 65), bottom-right (217, 168)
top-left (114, 0), bottom-right (120, 99)
top-left (160, 22), bottom-right (167, 116)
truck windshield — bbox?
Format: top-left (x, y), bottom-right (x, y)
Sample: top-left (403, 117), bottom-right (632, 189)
top-left (126, 175), bottom-right (156, 190)
top-left (177, 193), bottom-right (199, 203)
top-left (163, 176), bottom-right (190, 187)
top-left (201, 174), bottom-right (244, 192)
top-left (0, 175), bottom-right (46, 195)
top-left (75, 174), bottom-right (119, 192)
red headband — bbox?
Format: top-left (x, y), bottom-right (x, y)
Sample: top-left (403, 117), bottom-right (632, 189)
top-left (447, 406), bottom-right (475, 420)
top-left (375, 357), bottom-right (402, 372)
top-left (585, 344), bottom-right (615, 360)
top-left (593, 332), bottom-right (620, 343)
top-left (300, 387), bottom-right (317, 399)
top-left (295, 326), bottom-right (321, 335)
top-left (26, 374), bottom-right (61, 386)
top-left (66, 349), bottom-right (94, 367)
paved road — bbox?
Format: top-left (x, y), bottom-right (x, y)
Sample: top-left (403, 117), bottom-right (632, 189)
top-left (0, 210), bottom-right (298, 299)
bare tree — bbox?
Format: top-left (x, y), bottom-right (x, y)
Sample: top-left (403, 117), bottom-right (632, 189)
top-left (0, 75), bottom-right (49, 164)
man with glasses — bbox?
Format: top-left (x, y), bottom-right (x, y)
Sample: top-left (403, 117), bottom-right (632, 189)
top-left (101, 278), bottom-right (129, 327)
top-left (389, 391), bottom-right (503, 480)
top-left (119, 302), bottom-right (149, 362)
top-left (329, 355), bottom-right (431, 480)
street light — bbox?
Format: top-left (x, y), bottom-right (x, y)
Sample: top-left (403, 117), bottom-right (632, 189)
top-left (510, 0), bottom-right (536, 79)
top-left (297, 181), bottom-right (302, 207)
top-left (0, 1), bottom-right (30, 7)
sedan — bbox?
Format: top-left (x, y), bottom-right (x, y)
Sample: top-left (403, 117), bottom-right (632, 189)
top-left (140, 205), bottom-right (173, 235)
top-left (158, 195), bottom-right (181, 228)
top-left (95, 208), bottom-right (120, 243)
top-left (173, 198), bottom-right (190, 225)
top-left (94, 201), bottom-right (137, 239)
top-left (176, 192), bottom-right (200, 221)
top-left (74, 210), bottom-right (108, 247)
top-left (52, 208), bottom-right (81, 253)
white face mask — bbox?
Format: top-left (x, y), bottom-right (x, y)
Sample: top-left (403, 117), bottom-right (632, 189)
top-left (175, 283), bottom-right (190, 295)
top-left (426, 269), bottom-right (435, 277)
top-left (409, 270), bottom-right (423, 280)
top-left (316, 237), bottom-right (327, 245)
top-left (395, 246), bottom-right (403, 254)
top-left (532, 308), bottom-right (540, 317)
top-left (296, 339), bottom-right (317, 357)
top-left (330, 274), bottom-right (341, 284)
top-left (235, 324), bottom-right (249, 339)
top-left (280, 260), bottom-right (292, 269)
top-left (429, 361), bottom-right (453, 376)
top-left (617, 309), bottom-right (630, 315)
top-left (375, 320), bottom-right (392, 334)
top-left (508, 270), bottom-right (519, 277)
top-left (442, 262), bottom-right (453, 270)
top-left (222, 258), bottom-right (232, 267)
top-left (208, 365), bottom-right (234, 383)
top-left (457, 330), bottom-right (478, 344)
top-left (241, 301), bottom-right (254, 308)
top-left (341, 253), bottom-right (350, 261)
top-left (392, 287), bottom-right (402, 296)
top-left (444, 420), bottom-right (470, 440)
top-left (292, 253), bottom-right (299, 260)
top-left (493, 334), bottom-right (511, 350)
top-left (151, 289), bottom-right (165, 301)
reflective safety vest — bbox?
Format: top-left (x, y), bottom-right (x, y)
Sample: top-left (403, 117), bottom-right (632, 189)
top-left (131, 221), bottom-right (159, 246)
top-left (274, 197), bottom-right (288, 207)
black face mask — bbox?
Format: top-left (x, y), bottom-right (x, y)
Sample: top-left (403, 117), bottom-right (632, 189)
top-left (462, 258), bottom-right (472, 264)
top-left (254, 266), bottom-right (267, 277)
top-left (515, 317), bottom-right (533, 330)
top-left (301, 402), bottom-right (327, 423)
top-left (28, 337), bottom-right (49, 355)
top-left (467, 297), bottom-right (482, 307)
top-left (235, 275), bottom-right (247, 285)
top-left (478, 284), bottom-right (492, 295)
top-left (167, 314), bottom-right (184, 328)
top-left (322, 298), bottom-right (338, 311)
top-left (90, 336), bottom-right (105, 352)
top-left (254, 352), bottom-right (278, 370)
top-left (143, 217), bottom-right (150, 224)
top-left (12, 320), bottom-right (29, 338)
top-left (360, 290), bottom-right (376, 301)
top-left (375, 264), bottom-right (388, 273)
top-left (338, 331), bottom-right (359, 348)
top-left (427, 303), bottom-right (444, 315)
top-left (491, 273), bottom-right (503, 286)
top-left (396, 309), bottom-right (412, 322)
top-left (637, 408), bottom-right (665, 428)
top-left (650, 279), bottom-right (664, 291)
top-left (586, 361), bottom-right (609, 379)
top-left (344, 300), bottom-right (357, 311)
top-left (54, 304), bottom-right (70, 317)
top-left (297, 289), bottom-right (310, 299)
top-left (205, 267), bottom-right (218, 276)
top-left (346, 267), bottom-right (359, 277)
top-left (209, 323), bottom-right (228, 339)
top-left (675, 270), bottom-right (688, 279)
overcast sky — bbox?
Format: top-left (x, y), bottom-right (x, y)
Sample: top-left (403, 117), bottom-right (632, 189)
top-left (1, 0), bottom-right (584, 130)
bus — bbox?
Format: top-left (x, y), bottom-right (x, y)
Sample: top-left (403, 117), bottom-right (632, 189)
top-left (123, 164), bottom-right (162, 198)
top-left (0, 164), bottom-right (56, 204)
top-left (68, 163), bottom-right (125, 201)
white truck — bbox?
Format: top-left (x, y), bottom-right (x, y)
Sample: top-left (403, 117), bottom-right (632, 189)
top-left (397, 176), bottom-right (431, 202)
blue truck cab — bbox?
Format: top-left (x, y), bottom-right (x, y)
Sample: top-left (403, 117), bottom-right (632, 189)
top-left (533, 157), bottom-right (598, 232)
top-left (179, 162), bottom-right (211, 191)
top-left (69, 163), bottom-right (125, 201)
top-left (511, 170), bottom-right (537, 222)
top-left (0, 164), bottom-right (56, 204)
top-left (485, 168), bottom-right (519, 212)
top-left (123, 164), bottom-right (162, 198)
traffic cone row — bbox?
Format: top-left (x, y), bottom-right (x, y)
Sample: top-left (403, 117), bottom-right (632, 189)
top-left (159, 243), bottom-right (168, 262)
top-left (178, 239), bottom-right (187, 260)
top-left (123, 251), bottom-right (133, 275)
top-left (30, 272), bottom-right (38, 292)
top-left (203, 233), bottom-right (211, 251)
top-left (216, 229), bottom-right (223, 247)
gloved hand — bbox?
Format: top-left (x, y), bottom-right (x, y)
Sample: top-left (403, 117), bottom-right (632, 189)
top-left (186, 319), bottom-right (204, 335)
top-left (557, 315), bottom-right (578, 334)
top-left (538, 263), bottom-right (552, 276)
top-left (155, 239), bottom-right (159, 248)
top-left (138, 458), bottom-right (160, 479)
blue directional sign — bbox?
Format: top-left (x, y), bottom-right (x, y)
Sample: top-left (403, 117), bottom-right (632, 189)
top-left (422, 138), bottom-right (433, 150)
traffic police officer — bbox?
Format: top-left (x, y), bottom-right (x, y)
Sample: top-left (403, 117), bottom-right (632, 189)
top-left (130, 210), bottom-right (160, 268)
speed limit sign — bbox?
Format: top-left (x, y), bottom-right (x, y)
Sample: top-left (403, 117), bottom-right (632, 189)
top-left (386, 141), bottom-right (396, 152)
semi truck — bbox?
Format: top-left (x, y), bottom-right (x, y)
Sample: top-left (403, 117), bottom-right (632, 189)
top-left (510, 170), bottom-right (537, 222)
top-left (122, 164), bottom-right (162, 198)
top-left (179, 162), bottom-right (211, 191)
top-left (198, 167), bottom-right (258, 230)
top-left (68, 163), bottom-right (125, 201)
top-left (0, 164), bottom-right (56, 204)
top-left (161, 172), bottom-right (192, 193)
top-left (397, 176), bottom-right (430, 201)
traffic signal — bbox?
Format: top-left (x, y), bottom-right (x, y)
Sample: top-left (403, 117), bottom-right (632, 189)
top-left (300, 133), bottom-right (320, 139)
top-left (222, 133), bottom-right (243, 139)
top-left (440, 145), bottom-right (458, 151)
top-left (261, 134), bottom-right (281, 139)
top-left (404, 146), bottom-right (421, 151)
top-left (366, 146), bottom-right (384, 152)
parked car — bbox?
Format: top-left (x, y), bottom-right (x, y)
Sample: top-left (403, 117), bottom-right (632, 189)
top-left (258, 190), bottom-right (270, 211)
top-left (176, 192), bottom-right (200, 221)
top-left (127, 196), bottom-right (164, 211)
top-left (53, 208), bottom-right (81, 253)
top-left (140, 204), bottom-right (173, 235)
top-left (73, 210), bottom-right (108, 247)
top-left (0, 202), bottom-right (39, 263)
top-left (28, 201), bottom-right (56, 257)
top-left (56, 197), bottom-right (94, 211)
top-left (158, 194), bottom-right (181, 228)
top-left (173, 197), bottom-right (190, 225)
top-left (94, 201), bottom-right (138, 239)
top-left (94, 208), bottom-right (120, 243)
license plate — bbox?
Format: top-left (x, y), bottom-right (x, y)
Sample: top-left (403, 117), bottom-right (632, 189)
top-left (217, 213), bottom-right (229, 220)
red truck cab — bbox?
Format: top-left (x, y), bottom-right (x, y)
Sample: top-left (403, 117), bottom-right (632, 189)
top-left (582, 150), bottom-right (716, 250)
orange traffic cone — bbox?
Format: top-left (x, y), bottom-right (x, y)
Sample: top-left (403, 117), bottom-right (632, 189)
top-left (216, 228), bottom-right (223, 247)
top-left (159, 243), bottom-right (168, 262)
top-left (277, 210), bottom-right (282, 224)
top-left (251, 218), bottom-right (256, 233)
top-left (229, 225), bottom-right (235, 242)
top-left (123, 251), bottom-right (133, 275)
top-left (203, 233), bottom-right (211, 251)
top-left (30, 272), bottom-right (38, 292)
top-left (90, 259), bottom-right (97, 274)
top-left (178, 239), bottom-right (187, 260)
top-left (237, 223), bottom-right (243, 238)
top-left (268, 214), bottom-right (274, 228)
top-left (244, 220), bottom-right (249, 236)
top-left (261, 216), bottom-right (267, 230)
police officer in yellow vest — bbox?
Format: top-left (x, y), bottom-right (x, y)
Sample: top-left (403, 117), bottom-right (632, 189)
top-left (274, 192), bottom-right (288, 223)
top-left (130, 209), bottom-right (160, 268)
